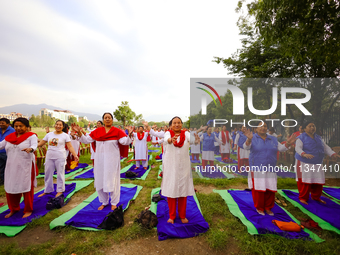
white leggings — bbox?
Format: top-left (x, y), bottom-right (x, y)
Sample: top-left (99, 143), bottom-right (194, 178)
top-left (97, 188), bottom-right (120, 206)
top-left (136, 160), bottom-right (148, 168)
top-left (44, 158), bottom-right (66, 193)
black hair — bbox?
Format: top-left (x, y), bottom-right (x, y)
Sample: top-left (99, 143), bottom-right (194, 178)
top-left (138, 126), bottom-right (144, 129)
top-left (55, 120), bottom-right (66, 128)
top-left (13, 117), bottom-right (30, 127)
top-left (0, 118), bottom-right (10, 124)
top-left (97, 120), bottom-right (103, 125)
top-left (269, 127), bottom-right (275, 132)
top-left (169, 116), bottom-right (183, 127)
top-left (62, 123), bottom-right (69, 133)
top-left (102, 112), bottom-right (113, 120)
top-left (302, 120), bottom-right (314, 129)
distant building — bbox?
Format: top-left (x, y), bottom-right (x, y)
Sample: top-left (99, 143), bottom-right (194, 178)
top-left (79, 116), bottom-right (88, 122)
top-left (40, 108), bottom-right (78, 122)
top-left (0, 112), bottom-right (29, 121)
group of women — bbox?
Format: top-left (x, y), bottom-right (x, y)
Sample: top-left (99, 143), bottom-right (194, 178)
top-left (1, 114), bottom-right (339, 228)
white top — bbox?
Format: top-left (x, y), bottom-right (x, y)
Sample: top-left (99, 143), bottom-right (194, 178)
top-left (218, 131), bottom-right (232, 153)
top-left (0, 135), bottom-right (38, 193)
top-left (190, 131), bottom-right (202, 154)
top-left (79, 134), bottom-right (132, 192)
top-left (133, 132), bottom-right (148, 160)
top-left (161, 131), bottom-right (195, 198)
top-left (235, 133), bottom-right (250, 159)
top-left (43, 132), bottom-right (71, 160)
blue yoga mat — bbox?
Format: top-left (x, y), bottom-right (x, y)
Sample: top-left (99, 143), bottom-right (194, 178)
top-left (148, 149), bottom-right (159, 153)
top-left (0, 183), bottom-right (76, 226)
top-left (282, 189), bottom-right (340, 230)
top-left (120, 165), bottom-right (148, 179)
top-left (64, 186), bottom-right (138, 229)
top-left (39, 163), bottom-right (89, 175)
top-left (229, 190), bottom-right (310, 240)
top-left (74, 168), bottom-right (94, 179)
top-left (215, 157), bottom-right (238, 164)
top-left (190, 155), bottom-right (200, 164)
top-left (323, 187), bottom-right (340, 200)
top-left (155, 191), bottom-right (209, 241)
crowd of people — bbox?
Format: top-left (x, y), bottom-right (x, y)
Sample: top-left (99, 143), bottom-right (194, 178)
top-left (0, 115), bottom-right (339, 224)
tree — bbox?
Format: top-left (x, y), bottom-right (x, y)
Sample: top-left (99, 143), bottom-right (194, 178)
top-left (113, 101), bottom-right (143, 127)
top-left (213, 0), bottom-right (340, 132)
top-left (68, 116), bottom-right (77, 126)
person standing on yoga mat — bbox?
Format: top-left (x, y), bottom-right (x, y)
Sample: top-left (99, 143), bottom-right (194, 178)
top-left (37, 120), bottom-right (79, 198)
top-left (189, 126), bottom-right (206, 161)
top-left (218, 125), bottom-right (233, 163)
top-left (194, 126), bottom-right (222, 170)
top-left (72, 113), bottom-right (133, 211)
top-left (133, 126), bottom-right (148, 169)
top-left (162, 116), bottom-right (195, 224)
top-left (213, 127), bottom-right (220, 155)
top-left (0, 118), bottom-right (38, 218)
top-left (0, 117), bottom-right (15, 185)
top-left (243, 120), bottom-right (297, 216)
top-left (294, 121), bottom-right (340, 205)
top-left (234, 125), bottom-right (250, 172)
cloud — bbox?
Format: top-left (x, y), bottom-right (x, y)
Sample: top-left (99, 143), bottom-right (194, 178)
top-left (0, 0), bottom-right (242, 121)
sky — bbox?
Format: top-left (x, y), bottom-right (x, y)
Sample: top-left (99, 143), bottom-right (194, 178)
top-left (0, 0), bottom-right (243, 122)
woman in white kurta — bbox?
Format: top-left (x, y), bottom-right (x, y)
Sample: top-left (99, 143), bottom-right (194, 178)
top-left (294, 121), bottom-right (340, 204)
top-left (234, 125), bottom-right (250, 171)
top-left (73, 113), bottom-right (133, 211)
top-left (0, 118), bottom-right (38, 218)
top-left (133, 126), bottom-right (148, 169)
top-left (218, 125), bottom-right (233, 162)
top-left (162, 116), bottom-right (195, 224)
top-left (37, 120), bottom-right (79, 198)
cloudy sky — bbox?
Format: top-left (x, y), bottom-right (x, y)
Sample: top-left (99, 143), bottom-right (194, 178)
top-left (0, 0), bottom-right (243, 121)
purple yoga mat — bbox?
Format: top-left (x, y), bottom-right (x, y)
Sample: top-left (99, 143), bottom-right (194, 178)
top-left (120, 165), bottom-right (148, 179)
top-left (0, 183), bottom-right (76, 226)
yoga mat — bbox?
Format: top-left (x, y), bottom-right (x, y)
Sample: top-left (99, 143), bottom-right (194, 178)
top-left (120, 165), bottom-right (151, 180)
top-left (214, 156), bottom-right (238, 164)
top-left (72, 168), bottom-right (94, 179)
top-left (155, 153), bottom-right (162, 161)
top-left (158, 165), bottom-right (163, 179)
top-left (36, 163), bottom-right (91, 179)
top-left (50, 183), bottom-right (142, 231)
top-left (190, 154), bottom-right (201, 164)
top-left (322, 186), bottom-right (340, 202)
top-left (214, 189), bottom-right (323, 242)
top-left (148, 149), bottom-right (160, 153)
top-left (0, 180), bottom-right (93, 237)
top-left (279, 189), bottom-right (340, 235)
top-left (194, 165), bottom-right (235, 179)
top-left (149, 188), bottom-right (209, 241)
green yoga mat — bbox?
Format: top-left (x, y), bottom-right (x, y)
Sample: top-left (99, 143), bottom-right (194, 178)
top-left (214, 189), bottom-right (323, 243)
top-left (36, 165), bottom-right (92, 179)
top-left (50, 183), bottom-right (142, 231)
top-left (0, 180), bottom-right (93, 237)
top-left (278, 189), bottom-right (340, 235)
top-left (158, 165), bottom-right (162, 179)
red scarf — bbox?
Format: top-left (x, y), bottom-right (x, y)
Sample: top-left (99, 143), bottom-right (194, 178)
top-left (137, 132), bottom-right (144, 140)
top-left (5, 132), bottom-right (36, 144)
top-left (221, 130), bottom-right (230, 144)
top-left (90, 127), bottom-right (129, 157)
top-left (169, 130), bottom-right (186, 148)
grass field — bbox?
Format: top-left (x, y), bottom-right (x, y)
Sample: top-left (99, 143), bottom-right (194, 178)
top-left (0, 135), bottom-right (340, 254)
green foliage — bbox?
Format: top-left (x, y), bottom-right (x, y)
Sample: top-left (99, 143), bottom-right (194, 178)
top-left (113, 101), bottom-right (143, 126)
top-left (29, 114), bottom-right (55, 128)
top-left (67, 116), bottom-right (77, 126)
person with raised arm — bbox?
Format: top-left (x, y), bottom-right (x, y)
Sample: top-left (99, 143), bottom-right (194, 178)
top-left (243, 120), bottom-right (297, 216)
top-left (234, 125), bottom-right (250, 172)
top-left (218, 125), bottom-right (233, 163)
top-left (37, 120), bottom-right (79, 198)
top-left (0, 118), bottom-right (38, 218)
top-left (162, 116), bottom-right (195, 224)
top-left (72, 113), bottom-right (133, 211)
top-left (294, 121), bottom-right (340, 205)
top-left (133, 126), bottom-right (149, 169)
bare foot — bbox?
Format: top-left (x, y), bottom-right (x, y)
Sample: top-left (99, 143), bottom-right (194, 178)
top-left (167, 218), bottom-right (174, 224)
top-left (55, 192), bottom-right (63, 197)
top-left (5, 211), bottom-right (17, 218)
top-left (181, 218), bottom-right (189, 223)
top-left (135, 167), bottom-right (138, 169)
top-left (38, 193), bottom-right (47, 197)
top-left (22, 212), bottom-right (32, 218)
top-left (299, 200), bottom-right (308, 205)
top-left (256, 209), bottom-right (265, 216)
top-left (111, 205), bottom-right (117, 210)
top-left (317, 199), bottom-right (326, 204)
top-left (144, 167), bottom-right (147, 170)
top-left (265, 210), bottom-right (274, 216)
top-left (98, 205), bottom-right (106, 210)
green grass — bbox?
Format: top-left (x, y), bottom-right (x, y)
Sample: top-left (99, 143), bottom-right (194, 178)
top-left (1, 145), bottom-right (340, 254)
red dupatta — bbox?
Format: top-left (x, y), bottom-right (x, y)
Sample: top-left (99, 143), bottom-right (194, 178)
top-left (168, 130), bottom-right (186, 148)
top-left (5, 132), bottom-right (36, 144)
top-left (221, 130), bottom-right (230, 144)
top-left (137, 132), bottom-right (145, 140)
top-left (90, 127), bottom-right (129, 157)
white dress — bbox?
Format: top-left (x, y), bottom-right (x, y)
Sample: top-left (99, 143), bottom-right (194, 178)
top-left (79, 135), bottom-right (132, 193)
top-left (0, 135), bottom-right (38, 193)
top-left (133, 132), bottom-right (148, 160)
top-left (219, 131), bottom-right (232, 154)
top-left (161, 131), bottom-right (195, 198)
top-left (235, 133), bottom-right (250, 159)
top-left (190, 131), bottom-right (201, 154)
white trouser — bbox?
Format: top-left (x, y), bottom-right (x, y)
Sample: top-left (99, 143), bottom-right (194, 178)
top-left (136, 160), bottom-right (148, 168)
top-left (97, 188), bottom-right (120, 206)
top-left (44, 158), bottom-right (66, 193)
